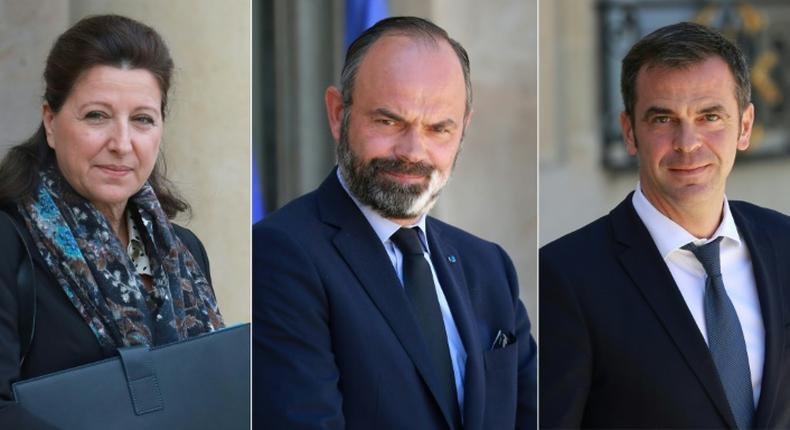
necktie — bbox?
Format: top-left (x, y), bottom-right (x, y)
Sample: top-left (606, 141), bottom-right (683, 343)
top-left (683, 237), bottom-right (754, 429)
top-left (391, 227), bottom-right (461, 426)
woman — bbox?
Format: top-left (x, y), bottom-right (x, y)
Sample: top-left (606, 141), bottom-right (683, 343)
top-left (0, 15), bottom-right (223, 427)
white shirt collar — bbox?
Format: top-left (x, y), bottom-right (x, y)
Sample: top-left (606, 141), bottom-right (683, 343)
top-left (631, 182), bottom-right (741, 259)
top-left (336, 169), bottom-right (429, 249)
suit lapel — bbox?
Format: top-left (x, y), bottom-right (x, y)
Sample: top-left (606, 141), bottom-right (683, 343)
top-left (610, 195), bottom-right (738, 428)
top-left (317, 171), bottom-right (460, 429)
top-left (427, 220), bottom-right (485, 430)
top-left (731, 203), bottom-right (785, 428)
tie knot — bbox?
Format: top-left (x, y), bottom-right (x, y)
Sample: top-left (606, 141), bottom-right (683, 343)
top-left (682, 236), bottom-right (723, 277)
top-left (391, 227), bottom-right (425, 256)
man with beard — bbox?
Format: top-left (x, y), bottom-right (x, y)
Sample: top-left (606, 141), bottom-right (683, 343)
top-left (253, 17), bottom-right (536, 430)
top-left (541, 22), bottom-right (790, 428)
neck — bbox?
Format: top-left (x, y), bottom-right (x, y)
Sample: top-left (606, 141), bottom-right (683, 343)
top-left (96, 202), bottom-right (129, 246)
top-left (390, 215), bottom-right (422, 226)
top-left (641, 188), bottom-right (724, 239)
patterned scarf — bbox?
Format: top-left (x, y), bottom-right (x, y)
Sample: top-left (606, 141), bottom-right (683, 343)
top-left (18, 167), bottom-right (223, 355)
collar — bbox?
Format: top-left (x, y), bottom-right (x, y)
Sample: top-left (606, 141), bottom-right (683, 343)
top-left (336, 168), bottom-right (429, 250)
top-left (632, 182), bottom-right (741, 259)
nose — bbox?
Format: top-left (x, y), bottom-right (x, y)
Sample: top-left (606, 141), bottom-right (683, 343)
top-left (394, 126), bottom-right (428, 162)
top-left (673, 122), bottom-right (702, 153)
top-left (107, 119), bottom-right (132, 155)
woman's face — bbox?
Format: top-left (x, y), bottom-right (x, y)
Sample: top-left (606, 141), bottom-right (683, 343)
top-left (43, 65), bottom-right (163, 214)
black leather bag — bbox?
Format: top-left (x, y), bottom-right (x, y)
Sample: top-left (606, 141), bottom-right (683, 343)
top-left (12, 323), bottom-right (250, 430)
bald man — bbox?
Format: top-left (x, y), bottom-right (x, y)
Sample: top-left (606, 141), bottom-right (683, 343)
top-left (253, 16), bottom-right (536, 430)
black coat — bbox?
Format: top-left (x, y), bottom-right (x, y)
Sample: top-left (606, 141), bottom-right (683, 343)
top-left (253, 170), bottom-right (537, 430)
top-left (0, 206), bottom-right (211, 429)
top-left (540, 194), bottom-right (790, 428)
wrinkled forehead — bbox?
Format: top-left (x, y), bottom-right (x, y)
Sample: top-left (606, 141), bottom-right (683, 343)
top-left (58, 64), bottom-right (165, 116)
top-left (358, 34), bottom-right (462, 79)
top-left (353, 35), bottom-right (467, 115)
top-left (635, 55), bottom-right (739, 102)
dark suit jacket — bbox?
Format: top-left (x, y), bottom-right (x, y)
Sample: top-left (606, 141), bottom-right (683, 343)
top-left (0, 206), bottom-right (212, 429)
top-left (540, 194), bottom-right (790, 429)
top-left (253, 170), bottom-right (537, 429)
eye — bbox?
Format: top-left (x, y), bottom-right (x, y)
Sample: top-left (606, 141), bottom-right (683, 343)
top-left (375, 118), bottom-right (396, 126)
top-left (133, 115), bottom-right (156, 126)
top-left (703, 113), bottom-right (721, 122)
top-left (651, 115), bottom-right (671, 124)
top-left (430, 125), bottom-right (449, 134)
top-left (84, 111), bottom-right (108, 121)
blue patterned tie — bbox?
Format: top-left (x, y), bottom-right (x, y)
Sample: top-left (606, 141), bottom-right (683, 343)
top-left (683, 237), bottom-right (754, 429)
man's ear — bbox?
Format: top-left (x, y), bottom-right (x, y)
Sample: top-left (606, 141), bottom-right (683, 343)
top-left (620, 111), bottom-right (637, 156)
top-left (737, 103), bottom-right (755, 151)
top-left (325, 86), bottom-right (344, 143)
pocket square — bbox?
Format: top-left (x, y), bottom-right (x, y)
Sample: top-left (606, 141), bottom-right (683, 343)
top-left (490, 329), bottom-right (515, 350)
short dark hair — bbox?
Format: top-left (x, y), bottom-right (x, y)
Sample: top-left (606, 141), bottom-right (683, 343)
top-left (340, 16), bottom-right (472, 118)
top-left (0, 14), bottom-right (188, 217)
top-left (621, 21), bottom-right (751, 119)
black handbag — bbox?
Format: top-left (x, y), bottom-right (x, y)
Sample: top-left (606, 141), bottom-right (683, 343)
top-left (12, 323), bottom-right (250, 430)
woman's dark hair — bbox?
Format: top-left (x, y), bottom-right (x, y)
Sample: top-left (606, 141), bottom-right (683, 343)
top-left (0, 14), bottom-right (189, 218)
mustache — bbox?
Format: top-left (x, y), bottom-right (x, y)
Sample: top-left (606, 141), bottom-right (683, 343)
top-left (367, 157), bottom-right (435, 177)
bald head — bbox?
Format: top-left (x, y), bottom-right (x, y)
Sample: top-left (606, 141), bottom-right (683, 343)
top-left (352, 35), bottom-right (467, 128)
top-left (339, 16), bottom-right (472, 119)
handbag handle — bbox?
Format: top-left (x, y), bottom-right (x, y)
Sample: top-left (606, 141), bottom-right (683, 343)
top-left (118, 345), bottom-right (164, 415)
top-left (1, 210), bottom-right (37, 365)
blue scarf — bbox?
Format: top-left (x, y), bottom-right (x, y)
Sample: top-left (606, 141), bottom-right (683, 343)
top-left (18, 167), bottom-right (223, 354)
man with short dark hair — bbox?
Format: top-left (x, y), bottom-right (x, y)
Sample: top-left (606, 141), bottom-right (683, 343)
top-left (540, 22), bottom-right (790, 429)
top-left (254, 17), bottom-right (536, 430)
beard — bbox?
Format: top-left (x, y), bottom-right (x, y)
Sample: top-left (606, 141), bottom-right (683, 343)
top-left (336, 113), bottom-right (456, 220)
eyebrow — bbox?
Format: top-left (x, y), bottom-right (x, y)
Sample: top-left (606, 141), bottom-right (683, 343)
top-left (78, 101), bottom-right (113, 110)
top-left (641, 104), bottom-right (730, 121)
top-left (370, 107), bottom-right (457, 129)
top-left (78, 101), bottom-right (161, 116)
top-left (641, 106), bottom-right (674, 121)
top-left (698, 104), bottom-right (729, 117)
top-left (429, 118), bottom-right (458, 130)
top-left (370, 108), bottom-right (405, 122)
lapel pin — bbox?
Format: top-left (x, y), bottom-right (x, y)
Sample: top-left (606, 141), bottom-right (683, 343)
top-left (448, 255), bottom-right (457, 264)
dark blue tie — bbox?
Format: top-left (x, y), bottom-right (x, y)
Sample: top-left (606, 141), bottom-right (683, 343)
top-left (683, 237), bottom-right (754, 429)
top-left (391, 227), bottom-right (461, 427)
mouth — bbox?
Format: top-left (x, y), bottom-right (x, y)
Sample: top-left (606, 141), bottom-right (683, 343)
top-left (382, 170), bottom-right (429, 183)
top-left (96, 164), bottom-right (133, 177)
top-left (667, 164), bottom-right (709, 176)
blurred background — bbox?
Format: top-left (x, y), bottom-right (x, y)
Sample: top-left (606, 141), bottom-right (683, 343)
top-left (0, 0), bottom-right (251, 324)
top-left (252, 0), bottom-right (538, 330)
top-left (541, 0), bottom-right (790, 246)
